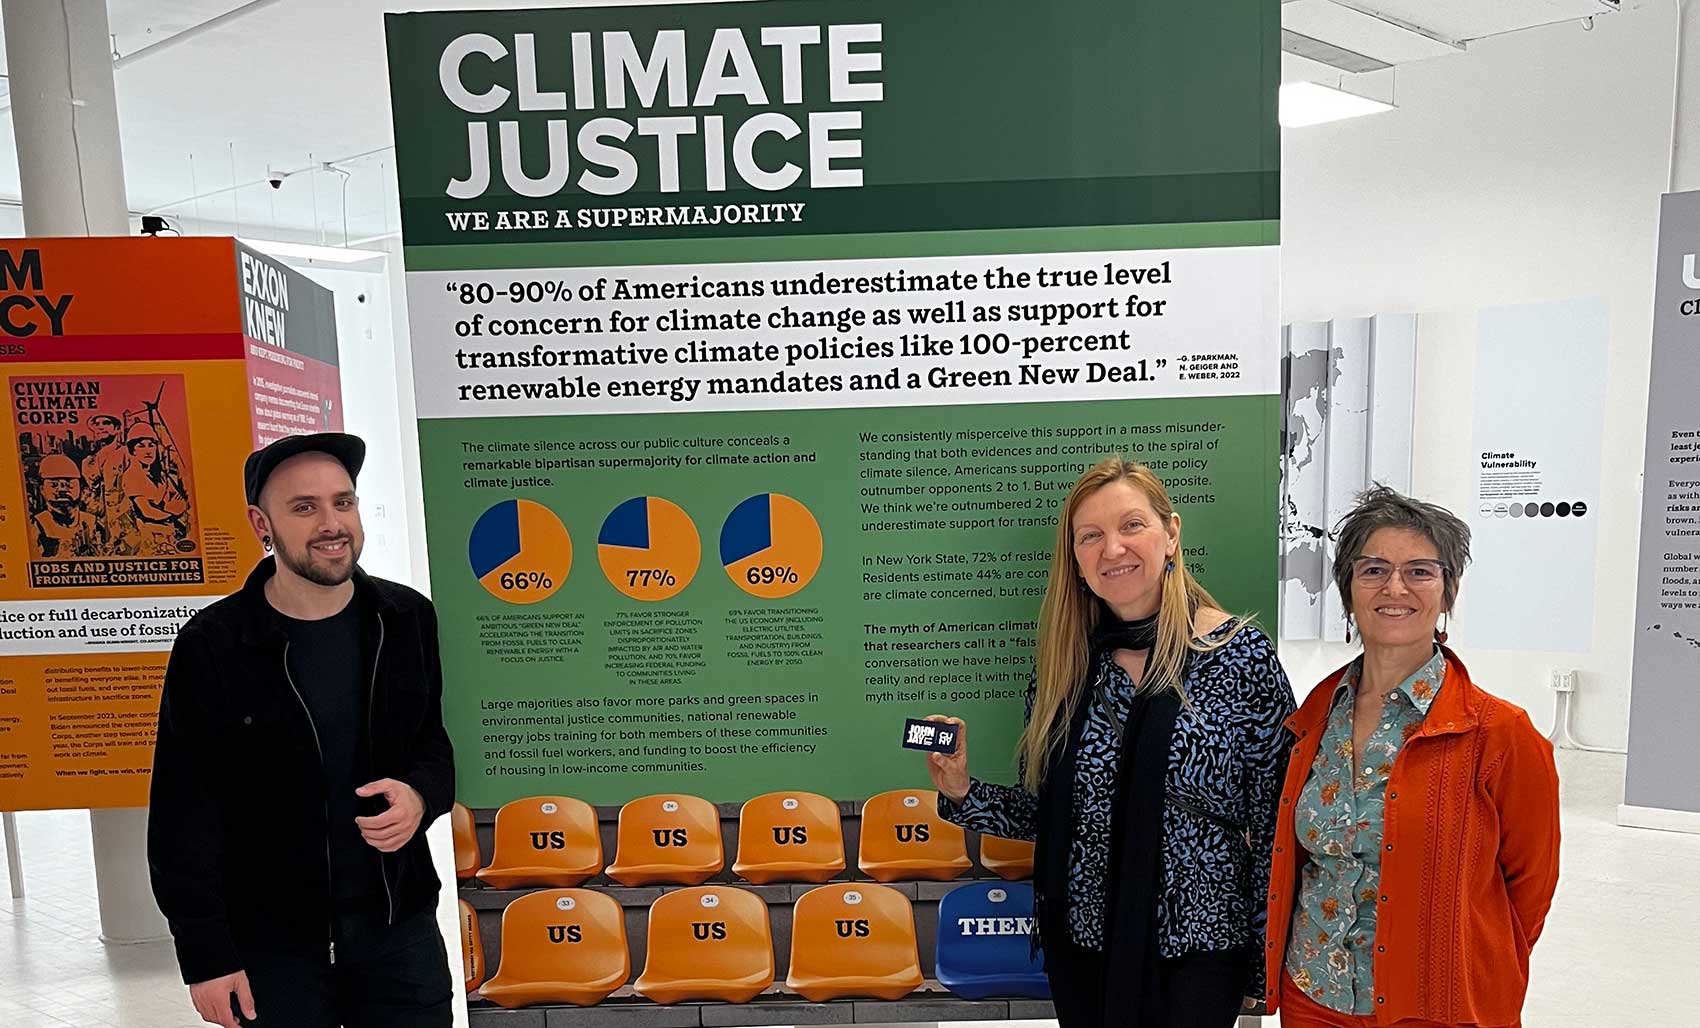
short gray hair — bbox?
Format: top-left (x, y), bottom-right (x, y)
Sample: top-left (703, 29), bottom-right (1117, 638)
top-left (1332, 485), bottom-right (1471, 614)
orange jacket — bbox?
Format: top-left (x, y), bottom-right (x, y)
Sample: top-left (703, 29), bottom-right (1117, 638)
top-left (1263, 647), bottom-right (1560, 1026)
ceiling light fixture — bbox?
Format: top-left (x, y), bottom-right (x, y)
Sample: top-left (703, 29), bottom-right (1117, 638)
top-left (1279, 81), bottom-right (1396, 128)
top-left (237, 238), bottom-right (388, 265)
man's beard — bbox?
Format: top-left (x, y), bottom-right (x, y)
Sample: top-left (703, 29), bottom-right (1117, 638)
top-left (277, 533), bottom-right (360, 586)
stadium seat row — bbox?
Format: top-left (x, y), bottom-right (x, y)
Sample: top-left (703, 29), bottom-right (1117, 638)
top-left (459, 881), bottom-right (1050, 1008)
top-left (453, 790), bottom-right (1036, 888)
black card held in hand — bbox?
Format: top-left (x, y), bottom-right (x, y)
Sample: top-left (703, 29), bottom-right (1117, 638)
top-left (901, 718), bottom-right (960, 754)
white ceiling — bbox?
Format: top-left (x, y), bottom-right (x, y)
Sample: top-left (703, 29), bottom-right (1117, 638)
top-left (0, 0), bottom-right (1637, 244)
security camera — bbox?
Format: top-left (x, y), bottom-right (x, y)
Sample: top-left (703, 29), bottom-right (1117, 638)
top-left (356, 293), bottom-right (367, 304)
top-left (267, 175), bottom-right (284, 190)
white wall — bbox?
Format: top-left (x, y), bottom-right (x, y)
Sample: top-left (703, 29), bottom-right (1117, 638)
top-left (292, 261), bottom-right (416, 586)
top-left (1277, 4), bottom-right (1679, 749)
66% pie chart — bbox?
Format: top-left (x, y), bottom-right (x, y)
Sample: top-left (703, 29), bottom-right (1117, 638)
top-left (598, 496), bottom-right (701, 602)
top-left (468, 499), bottom-right (571, 604)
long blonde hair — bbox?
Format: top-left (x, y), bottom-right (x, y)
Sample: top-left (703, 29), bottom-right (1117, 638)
top-left (1019, 456), bottom-right (1245, 791)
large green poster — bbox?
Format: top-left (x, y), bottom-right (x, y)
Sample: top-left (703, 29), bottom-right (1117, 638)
top-left (385, 0), bottom-right (1280, 808)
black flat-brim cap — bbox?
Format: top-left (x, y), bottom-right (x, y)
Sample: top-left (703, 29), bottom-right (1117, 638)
top-left (244, 432), bottom-right (366, 506)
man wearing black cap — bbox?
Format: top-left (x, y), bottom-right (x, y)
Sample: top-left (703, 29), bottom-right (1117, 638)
top-left (148, 432), bottom-right (455, 1028)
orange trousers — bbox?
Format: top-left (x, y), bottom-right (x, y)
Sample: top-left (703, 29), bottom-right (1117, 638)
top-left (1279, 975), bottom-right (1521, 1028)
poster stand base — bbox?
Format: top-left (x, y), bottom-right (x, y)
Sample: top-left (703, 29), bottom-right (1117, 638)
top-left (3, 812), bottom-right (20, 899)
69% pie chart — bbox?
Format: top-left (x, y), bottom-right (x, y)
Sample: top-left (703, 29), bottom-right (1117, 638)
top-left (720, 493), bottom-right (822, 599)
top-left (468, 499), bottom-right (571, 604)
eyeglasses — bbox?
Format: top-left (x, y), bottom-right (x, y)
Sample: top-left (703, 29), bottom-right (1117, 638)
top-left (1352, 557), bottom-right (1448, 587)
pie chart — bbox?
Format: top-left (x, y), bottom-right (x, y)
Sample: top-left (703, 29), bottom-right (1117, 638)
top-left (720, 493), bottom-right (823, 599)
top-left (468, 499), bottom-right (571, 604)
top-left (597, 496), bottom-right (700, 602)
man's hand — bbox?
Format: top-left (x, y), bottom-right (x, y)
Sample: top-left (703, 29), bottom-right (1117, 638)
top-left (189, 970), bottom-right (255, 1028)
top-left (355, 778), bottom-right (425, 852)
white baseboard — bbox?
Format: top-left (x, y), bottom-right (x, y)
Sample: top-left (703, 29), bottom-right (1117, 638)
top-left (1617, 803), bottom-right (1700, 835)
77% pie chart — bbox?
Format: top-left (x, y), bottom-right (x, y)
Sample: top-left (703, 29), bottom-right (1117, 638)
top-left (598, 496), bottom-right (701, 602)
top-left (468, 499), bottom-right (571, 604)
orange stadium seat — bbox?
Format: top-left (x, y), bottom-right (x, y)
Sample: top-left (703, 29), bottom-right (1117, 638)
top-left (857, 789), bottom-right (972, 883)
top-left (978, 834), bottom-right (1036, 880)
top-left (479, 889), bottom-right (629, 1008)
top-left (733, 791), bottom-right (846, 884)
top-left (785, 883), bottom-right (924, 1002)
top-left (475, 796), bottom-right (603, 890)
top-left (452, 803), bottom-right (483, 882)
top-left (605, 794), bottom-right (724, 886)
top-left (458, 899), bottom-right (487, 995)
top-left (633, 886), bottom-right (776, 1004)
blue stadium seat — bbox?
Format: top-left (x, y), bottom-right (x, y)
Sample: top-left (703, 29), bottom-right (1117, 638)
top-left (934, 882), bottom-right (1049, 1000)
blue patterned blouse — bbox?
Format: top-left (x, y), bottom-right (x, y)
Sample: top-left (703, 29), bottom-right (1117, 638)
top-left (940, 623), bottom-right (1295, 996)
top-left (1285, 647), bottom-right (1445, 1014)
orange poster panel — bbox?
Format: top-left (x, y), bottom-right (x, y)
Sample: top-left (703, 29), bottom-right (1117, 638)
top-left (0, 652), bottom-right (170, 810)
top-left (0, 358), bottom-right (262, 811)
top-left (1, 237), bottom-right (241, 339)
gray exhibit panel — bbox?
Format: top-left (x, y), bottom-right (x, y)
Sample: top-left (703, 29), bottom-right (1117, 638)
top-left (1627, 188), bottom-right (1700, 822)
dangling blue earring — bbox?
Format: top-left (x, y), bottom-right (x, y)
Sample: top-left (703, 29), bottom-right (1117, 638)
top-left (1165, 560), bottom-right (1175, 573)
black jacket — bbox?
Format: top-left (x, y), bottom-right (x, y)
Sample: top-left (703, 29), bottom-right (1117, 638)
top-left (147, 558), bottom-right (455, 984)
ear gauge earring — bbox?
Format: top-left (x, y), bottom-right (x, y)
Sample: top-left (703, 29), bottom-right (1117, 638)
top-left (262, 535), bottom-right (273, 553)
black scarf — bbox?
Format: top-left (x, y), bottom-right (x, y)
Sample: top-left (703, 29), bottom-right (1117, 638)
top-left (1032, 656), bottom-right (1179, 1027)
top-left (1090, 610), bottom-right (1159, 654)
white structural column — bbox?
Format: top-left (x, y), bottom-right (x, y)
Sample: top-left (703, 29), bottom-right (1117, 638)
top-left (0, 0), bottom-right (169, 942)
top-left (1674, 0), bottom-right (1700, 192)
top-left (3, 0), bottom-right (129, 235)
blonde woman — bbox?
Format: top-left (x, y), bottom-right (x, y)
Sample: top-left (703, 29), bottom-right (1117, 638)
top-left (926, 457), bottom-right (1295, 1028)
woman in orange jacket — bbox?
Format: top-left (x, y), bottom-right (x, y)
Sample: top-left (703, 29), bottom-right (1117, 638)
top-left (1264, 487), bottom-right (1560, 1028)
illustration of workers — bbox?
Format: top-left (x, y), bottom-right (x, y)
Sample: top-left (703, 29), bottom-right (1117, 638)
top-left (81, 413), bottom-right (128, 533)
top-left (32, 454), bottom-right (102, 558)
top-left (121, 423), bottom-right (191, 553)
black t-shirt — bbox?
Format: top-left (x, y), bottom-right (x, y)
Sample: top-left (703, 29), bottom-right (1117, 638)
top-left (273, 594), bottom-right (386, 910)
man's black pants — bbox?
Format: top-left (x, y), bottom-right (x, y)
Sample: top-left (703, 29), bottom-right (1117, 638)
top-left (238, 911), bottom-right (454, 1028)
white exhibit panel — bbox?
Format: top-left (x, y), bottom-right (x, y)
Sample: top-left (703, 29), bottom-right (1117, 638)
top-left (1452, 299), bottom-right (1607, 652)
top-left (1280, 314), bottom-right (1418, 641)
top-left (1367, 313), bottom-right (1418, 487)
top-left (1281, 321), bottom-right (1332, 641)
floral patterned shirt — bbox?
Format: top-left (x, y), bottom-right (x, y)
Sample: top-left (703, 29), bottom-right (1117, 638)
top-left (1284, 647), bottom-right (1445, 1015)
